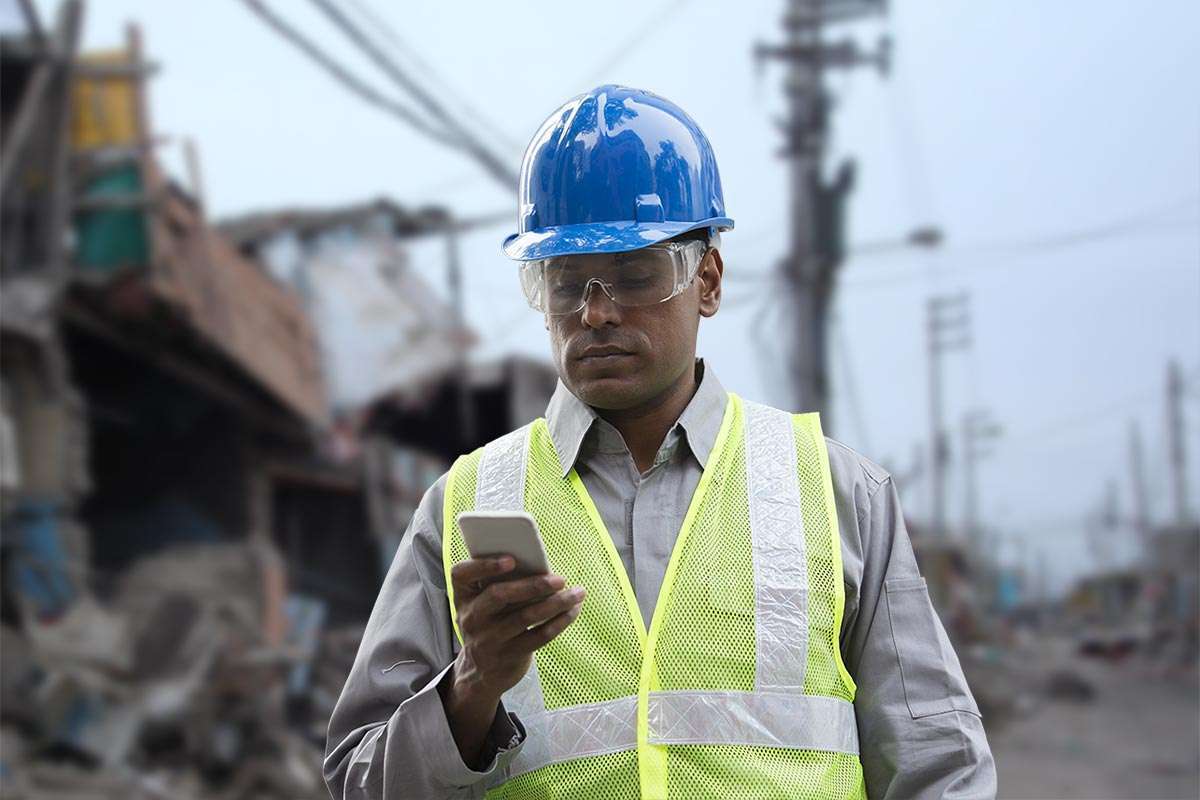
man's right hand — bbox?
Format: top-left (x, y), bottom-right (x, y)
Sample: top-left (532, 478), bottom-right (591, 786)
top-left (439, 556), bottom-right (586, 768)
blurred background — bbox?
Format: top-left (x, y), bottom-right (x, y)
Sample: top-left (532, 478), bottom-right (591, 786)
top-left (0, 1), bottom-right (1196, 798)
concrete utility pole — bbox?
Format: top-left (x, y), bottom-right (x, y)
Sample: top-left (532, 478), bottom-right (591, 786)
top-left (1166, 359), bottom-right (1191, 525)
top-left (755, 0), bottom-right (889, 426)
top-left (927, 293), bottom-right (971, 540)
top-left (1091, 478), bottom-right (1120, 571)
top-left (1128, 420), bottom-right (1150, 554)
top-left (961, 408), bottom-right (1002, 547)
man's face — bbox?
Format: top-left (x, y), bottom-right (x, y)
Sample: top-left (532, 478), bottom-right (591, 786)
top-left (543, 242), bottom-right (724, 410)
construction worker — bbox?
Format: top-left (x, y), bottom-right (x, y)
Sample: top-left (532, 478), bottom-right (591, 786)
top-left (324, 85), bottom-right (996, 799)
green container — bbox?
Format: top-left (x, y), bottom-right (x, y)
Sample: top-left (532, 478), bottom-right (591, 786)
top-left (74, 164), bottom-right (149, 273)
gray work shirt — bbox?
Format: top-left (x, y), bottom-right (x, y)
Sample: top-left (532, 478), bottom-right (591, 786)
top-left (324, 360), bottom-right (997, 799)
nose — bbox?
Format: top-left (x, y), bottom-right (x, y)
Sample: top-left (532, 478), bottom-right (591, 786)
top-left (579, 279), bottom-right (621, 329)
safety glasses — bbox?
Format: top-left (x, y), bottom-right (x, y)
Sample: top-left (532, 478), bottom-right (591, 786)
top-left (519, 239), bottom-right (708, 315)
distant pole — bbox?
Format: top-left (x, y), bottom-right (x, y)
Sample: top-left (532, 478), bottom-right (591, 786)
top-left (961, 412), bottom-right (976, 546)
top-left (1167, 359), bottom-right (1190, 525)
top-left (1128, 420), bottom-right (1151, 554)
top-left (1036, 547), bottom-right (1049, 605)
top-left (1092, 479), bottom-right (1120, 571)
top-left (927, 293), bottom-right (971, 540)
top-left (755, 0), bottom-right (888, 425)
top-left (962, 408), bottom-right (1001, 548)
top-left (183, 138), bottom-right (207, 212)
top-left (445, 224), bottom-right (474, 448)
top-left (1014, 534), bottom-right (1029, 603)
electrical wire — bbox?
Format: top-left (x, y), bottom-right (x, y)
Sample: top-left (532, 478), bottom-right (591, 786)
top-left (959, 196), bottom-right (1199, 256)
top-left (235, 0), bottom-right (453, 142)
top-left (305, 0), bottom-right (519, 190)
top-left (842, 250), bottom-right (1197, 292)
top-left (340, 0), bottom-right (525, 157)
top-left (725, 200), bottom-right (1199, 285)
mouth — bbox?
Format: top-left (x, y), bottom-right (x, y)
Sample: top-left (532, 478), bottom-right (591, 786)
top-left (576, 346), bottom-right (634, 363)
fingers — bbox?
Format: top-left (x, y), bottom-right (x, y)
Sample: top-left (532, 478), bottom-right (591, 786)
top-left (451, 556), bottom-right (515, 597)
top-left (512, 597), bottom-right (585, 652)
top-left (483, 572), bottom-right (566, 609)
top-left (493, 586), bottom-right (586, 640)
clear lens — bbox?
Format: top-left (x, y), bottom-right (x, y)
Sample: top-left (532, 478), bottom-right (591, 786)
top-left (519, 240), bottom-right (706, 315)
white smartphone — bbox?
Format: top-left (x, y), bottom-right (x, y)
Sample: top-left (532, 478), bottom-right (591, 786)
top-left (457, 511), bottom-right (551, 577)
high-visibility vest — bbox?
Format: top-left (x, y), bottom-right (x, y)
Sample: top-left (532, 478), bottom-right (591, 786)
top-left (443, 392), bottom-right (866, 799)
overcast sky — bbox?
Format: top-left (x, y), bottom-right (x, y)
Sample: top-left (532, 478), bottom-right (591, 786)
top-left (25, 0), bottom-right (1200, 593)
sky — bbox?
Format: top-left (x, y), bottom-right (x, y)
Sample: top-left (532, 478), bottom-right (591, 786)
top-left (21, 0), bottom-right (1200, 594)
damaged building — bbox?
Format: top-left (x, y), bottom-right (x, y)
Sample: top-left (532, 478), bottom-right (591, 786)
top-left (0, 3), bottom-right (555, 797)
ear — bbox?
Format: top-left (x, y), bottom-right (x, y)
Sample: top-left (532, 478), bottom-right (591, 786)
top-left (697, 248), bottom-right (723, 318)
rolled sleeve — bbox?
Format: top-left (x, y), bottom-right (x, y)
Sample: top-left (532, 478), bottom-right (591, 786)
top-left (323, 475), bottom-right (527, 799)
top-left (832, 445), bottom-right (997, 799)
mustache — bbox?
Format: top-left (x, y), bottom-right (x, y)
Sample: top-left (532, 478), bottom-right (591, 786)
top-left (566, 333), bottom-right (643, 359)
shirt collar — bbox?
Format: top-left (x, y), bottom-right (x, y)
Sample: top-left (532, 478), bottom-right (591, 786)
top-left (544, 358), bottom-right (728, 477)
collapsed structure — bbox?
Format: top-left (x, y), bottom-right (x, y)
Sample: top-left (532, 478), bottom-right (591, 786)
top-left (0, 4), bottom-right (554, 796)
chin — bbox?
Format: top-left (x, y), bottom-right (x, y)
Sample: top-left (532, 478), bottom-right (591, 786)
top-left (567, 372), bottom-right (644, 410)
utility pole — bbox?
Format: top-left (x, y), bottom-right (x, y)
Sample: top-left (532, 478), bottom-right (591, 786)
top-left (1128, 419), bottom-right (1150, 555)
top-left (927, 293), bottom-right (971, 540)
top-left (1166, 359), bottom-right (1190, 525)
top-left (1036, 548), bottom-right (1049, 606)
top-left (755, 0), bottom-right (889, 426)
top-left (437, 210), bottom-right (508, 449)
top-left (444, 223), bottom-right (474, 449)
top-left (1090, 479), bottom-right (1120, 572)
top-left (961, 408), bottom-right (1002, 548)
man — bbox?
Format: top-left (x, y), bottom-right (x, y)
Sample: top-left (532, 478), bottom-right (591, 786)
top-left (324, 85), bottom-right (996, 799)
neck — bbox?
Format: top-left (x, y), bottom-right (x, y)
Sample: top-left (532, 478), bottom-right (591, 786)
top-left (596, 361), bottom-right (699, 473)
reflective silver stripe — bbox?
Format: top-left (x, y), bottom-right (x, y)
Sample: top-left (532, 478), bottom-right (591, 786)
top-left (475, 425), bottom-right (547, 726)
top-left (490, 695), bottom-right (638, 784)
top-left (742, 400), bottom-right (809, 692)
top-left (646, 690), bottom-right (859, 755)
top-left (475, 424), bottom-right (532, 512)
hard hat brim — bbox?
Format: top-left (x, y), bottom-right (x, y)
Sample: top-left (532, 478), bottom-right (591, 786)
top-left (502, 217), bottom-right (733, 262)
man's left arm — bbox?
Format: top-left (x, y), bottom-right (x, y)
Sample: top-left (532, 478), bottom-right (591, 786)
top-left (835, 454), bottom-right (997, 799)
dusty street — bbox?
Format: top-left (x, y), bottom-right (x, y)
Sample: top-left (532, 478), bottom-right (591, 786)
top-left (990, 655), bottom-right (1199, 799)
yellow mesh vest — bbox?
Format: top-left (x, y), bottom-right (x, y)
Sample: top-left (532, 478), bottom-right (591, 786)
top-left (443, 393), bottom-right (866, 799)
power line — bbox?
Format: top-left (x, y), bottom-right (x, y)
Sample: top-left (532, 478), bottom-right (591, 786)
top-left (725, 203), bottom-right (1199, 285)
top-left (306, 0), bottom-right (518, 191)
top-left (340, 0), bottom-right (524, 157)
top-left (995, 378), bottom-right (1198, 454)
top-left (959, 195), bottom-right (1199, 256)
top-left (842, 249), bottom-right (1196, 292)
top-left (236, 0), bottom-right (451, 142)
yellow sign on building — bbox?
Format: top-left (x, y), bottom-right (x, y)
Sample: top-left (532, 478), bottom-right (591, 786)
top-left (71, 50), bottom-right (139, 150)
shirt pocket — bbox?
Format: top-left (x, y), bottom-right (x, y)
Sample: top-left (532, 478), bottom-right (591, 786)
top-left (884, 576), bottom-right (981, 719)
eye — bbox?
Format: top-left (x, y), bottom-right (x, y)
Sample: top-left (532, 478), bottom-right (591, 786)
top-left (550, 280), bottom-right (584, 297)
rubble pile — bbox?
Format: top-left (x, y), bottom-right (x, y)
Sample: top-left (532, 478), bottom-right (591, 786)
top-left (0, 542), bottom-right (360, 800)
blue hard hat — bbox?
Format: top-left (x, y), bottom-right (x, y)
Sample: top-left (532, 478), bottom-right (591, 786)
top-left (502, 85), bottom-right (734, 261)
